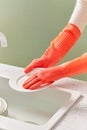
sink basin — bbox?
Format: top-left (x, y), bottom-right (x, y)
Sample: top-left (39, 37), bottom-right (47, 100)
top-left (0, 64), bottom-right (81, 130)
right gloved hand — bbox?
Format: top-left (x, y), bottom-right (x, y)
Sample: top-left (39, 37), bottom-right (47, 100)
top-left (23, 52), bottom-right (87, 90)
top-left (24, 23), bottom-right (81, 73)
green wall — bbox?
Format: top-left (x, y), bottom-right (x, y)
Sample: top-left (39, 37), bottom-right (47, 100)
top-left (0, 0), bottom-right (87, 80)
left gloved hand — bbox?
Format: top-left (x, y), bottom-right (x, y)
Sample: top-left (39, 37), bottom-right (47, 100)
top-left (24, 23), bottom-right (80, 73)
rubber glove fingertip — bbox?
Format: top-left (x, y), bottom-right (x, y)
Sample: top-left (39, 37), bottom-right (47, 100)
top-left (24, 65), bottom-right (34, 73)
top-left (24, 68), bottom-right (30, 73)
top-left (29, 87), bottom-right (36, 90)
top-left (22, 84), bottom-right (29, 89)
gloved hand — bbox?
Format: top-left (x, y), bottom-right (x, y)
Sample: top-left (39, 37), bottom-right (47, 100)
top-left (24, 23), bottom-right (81, 73)
top-left (23, 67), bottom-right (63, 90)
top-left (23, 52), bottom-right (87, 90)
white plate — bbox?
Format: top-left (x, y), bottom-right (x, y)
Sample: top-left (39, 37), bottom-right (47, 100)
top-left (9, 68), bottom-right (49, 92)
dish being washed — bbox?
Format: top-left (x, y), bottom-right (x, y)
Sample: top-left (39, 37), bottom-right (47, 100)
top-left (9, 68), bottom-right (50, 92)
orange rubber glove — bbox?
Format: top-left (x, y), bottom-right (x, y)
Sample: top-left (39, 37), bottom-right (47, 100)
top-left (23, 52), bottom-right (87, 90)
top-left (24, 23), bottom-right (81, 73)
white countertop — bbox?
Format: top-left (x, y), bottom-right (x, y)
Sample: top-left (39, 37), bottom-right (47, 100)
top-left (53, 78), bottom-right (87, 130)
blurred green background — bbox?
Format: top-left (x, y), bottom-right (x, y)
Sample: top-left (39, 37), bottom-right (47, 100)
top-left (0, 0), bottom-right (87, 80)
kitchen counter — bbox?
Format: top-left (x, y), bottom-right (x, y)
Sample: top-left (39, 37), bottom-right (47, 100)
top-left (53, 78), bottom-right (87, 130)
top-left (0, 63), bottom-right (87, 130)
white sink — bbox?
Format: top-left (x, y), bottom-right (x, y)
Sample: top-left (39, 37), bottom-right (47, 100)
top-left (0, 64), bottom-right (81, 130)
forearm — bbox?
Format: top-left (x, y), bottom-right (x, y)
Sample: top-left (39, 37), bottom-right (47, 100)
top-left (69, 0), bottom-right (87, 32)
top-left (42, 0), bottom-right (87, 66)
top-left (41, 0), bottom-right (87, 67)
top-left (41, 23), bottom-right (81, 67)
top-left (59, 53), bottom-right (87, 78)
